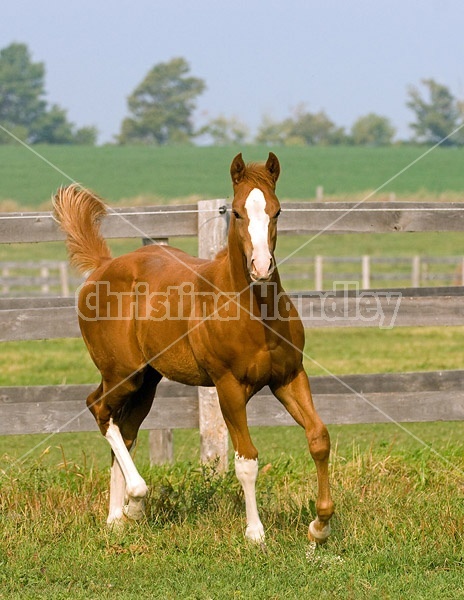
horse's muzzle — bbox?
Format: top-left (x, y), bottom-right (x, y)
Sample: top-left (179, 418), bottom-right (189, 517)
top-left (249, 257), bottom-right (275, 282)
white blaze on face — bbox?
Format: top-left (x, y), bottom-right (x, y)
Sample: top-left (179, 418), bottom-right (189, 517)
top-left (244, 188), bottom-right (272, 279)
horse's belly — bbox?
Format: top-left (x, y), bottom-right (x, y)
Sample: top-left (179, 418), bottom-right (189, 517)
top-left (138, 325), bottom-right (213, 387)
top-left (150, 350), bottom-right (213, 387)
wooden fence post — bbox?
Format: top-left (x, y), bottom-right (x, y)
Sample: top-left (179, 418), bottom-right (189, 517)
top-left (149, 429), bottom-right (174, 466)
top-left (2, 266), bottom-right (9, 295)
top-left (315, 255), bottom-right (323, 290)
top-left (59, 261), bottom-right (70, 297)
top-left (40, 265), bottom-right (50, 295)
top-left (198, 199), bottom-right (229, 472)
top-left (362, 255), bottom-right (370, 289)
top-left (411, 256), bottom-right (421, 287)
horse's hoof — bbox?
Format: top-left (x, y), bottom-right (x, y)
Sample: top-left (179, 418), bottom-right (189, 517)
top-left (308, 519), bottom-right (331, 544)
top-left (123, 499), bottom-right (146, 521)
top-left (245, 524), bottom-right (265, 544)
top-left (107, 515), bottom-right (127, 531)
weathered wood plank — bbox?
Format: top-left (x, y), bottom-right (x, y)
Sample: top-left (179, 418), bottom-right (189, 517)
top-left (1, 389), bottom-right (462, 435)
top-left (0, 380), bottom-right (198, 435)
top-left (0, 379), bottom-right (197, 404)
top-left (308, 369), bottom-right (464, 394)
top-left (2, 288), bottom-right (462, 341)
top-left (3, 202), bottom-right (464, 244)
top-left (0, 306), bottom-right (80, 341)
top-left (278, 202), bottom-right (464, 234)
top-left (149, 429), bottom-right (174, 465)
top-left (1, 370), bottom-right (460, 404)
top-left (0, 205), bottom-right (198, 243)
top-left (0, 297), bottom-right (76, 310)
top-left (247, 391), bottom-right (464, 426)
top-left (0, 398), bottom-right (199, 435)
top-left (292, 288), bottom-right (464, 328)
top-left (0, 370), bottom-right (462, 435)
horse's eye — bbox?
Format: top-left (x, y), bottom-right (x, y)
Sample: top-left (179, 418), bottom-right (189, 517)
top-left (232, 210), bottom-right (241, 219)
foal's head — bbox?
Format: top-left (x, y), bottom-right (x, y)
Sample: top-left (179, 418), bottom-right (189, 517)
top-left (230, 153), bottom-right (281, 282)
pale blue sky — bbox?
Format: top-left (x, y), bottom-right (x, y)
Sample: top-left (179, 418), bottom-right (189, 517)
top-left (2, 0), bottom-right (463, 143)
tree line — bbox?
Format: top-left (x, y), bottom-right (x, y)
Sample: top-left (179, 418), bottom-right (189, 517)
top-left (1, 43), bottom-right (463, 147)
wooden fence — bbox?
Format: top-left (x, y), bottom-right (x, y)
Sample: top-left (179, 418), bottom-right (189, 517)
top-left (1, 201), bottom-right (464, 469)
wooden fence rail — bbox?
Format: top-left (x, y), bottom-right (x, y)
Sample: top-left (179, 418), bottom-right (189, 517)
top-left (3, 201), bottom-right (464, 244)
top-left (1, 201), bottom-right (463, 467)
top-left (1, 370), bottom-right (463, 437)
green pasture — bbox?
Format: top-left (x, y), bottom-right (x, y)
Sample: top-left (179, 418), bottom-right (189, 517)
top-left (1, 144), bottom-right (464, 208)
top-left (1, 419), bottom-right (463, 598)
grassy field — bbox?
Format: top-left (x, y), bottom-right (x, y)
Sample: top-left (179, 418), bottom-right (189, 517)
top-left (1, 421), bottom-right (463, 599)
top-left (1, 144), bottom-right (464, 208)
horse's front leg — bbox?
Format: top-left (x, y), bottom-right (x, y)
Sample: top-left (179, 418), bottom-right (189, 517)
top-left (272, 369), bottom-right (334, 542)
top-left (215, 376), bottom-right (265, 543)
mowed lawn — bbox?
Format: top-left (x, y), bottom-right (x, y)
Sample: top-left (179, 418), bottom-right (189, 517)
top-left (0, 411), bottom-right (463, 598)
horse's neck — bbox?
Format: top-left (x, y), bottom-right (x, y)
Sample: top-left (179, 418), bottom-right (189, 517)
top-left (226, 239), bottom-right (250, 290)
top-left (224, 231), bottom-right (284, 321)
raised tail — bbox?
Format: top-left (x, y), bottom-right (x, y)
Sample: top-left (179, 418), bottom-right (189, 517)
top-left (53, 184), bottom-right (112, 274)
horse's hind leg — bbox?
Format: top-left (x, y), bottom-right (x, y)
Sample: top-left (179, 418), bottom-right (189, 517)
top-left (117, 367), bottom-right (162, 520)
top-left (86, 368), bottom-right (161, 524)
top-left (272, 369), bottom-right (334, 543)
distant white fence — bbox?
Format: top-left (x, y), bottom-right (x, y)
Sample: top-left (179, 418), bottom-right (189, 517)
top-left (1, 255), bottom-right (463, 297)
top-left (0, 260), bottom-right (82, 297)
top-left (281, 254), bottom-right (464, 290)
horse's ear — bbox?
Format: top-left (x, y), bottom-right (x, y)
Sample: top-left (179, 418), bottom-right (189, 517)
top-left (230, 153), bottom-right (246, 185)
top-left (265, 152), bottom-right (280, 184)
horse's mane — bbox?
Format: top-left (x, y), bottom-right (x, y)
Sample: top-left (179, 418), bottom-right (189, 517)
top-left (243, 162), bottom-right (276, 189)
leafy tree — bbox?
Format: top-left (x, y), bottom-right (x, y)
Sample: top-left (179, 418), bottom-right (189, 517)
top-left (73, 126), bottom-right (98, 145)
top-left (255, 109), bottom-right (346, 146)
top-left (31, 105), bottom-right (97, 145)
top-left (407, 78), bottom-right (464, 145)
top-left (0, 42), bottom-right (97, 144)
top-left (119, 57), bottom-right (206, 145)
top-left (0, 42), bottom-right (47, 143)
top-left (287, 107), bottom-right (347, 146)
top-left (351, 113), bottom-right (395, 145)
top-left (255, 115), bottom-right (293, 146)
top-left (198, 115), bottom-right (249, 145)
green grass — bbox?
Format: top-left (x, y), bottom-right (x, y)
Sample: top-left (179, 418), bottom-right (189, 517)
top-left (1, 145), bottom-right (464, 208)
top-left (1, 325), bottom-right (463, 387)
top-left (0, 423), bottom-right (463, 599)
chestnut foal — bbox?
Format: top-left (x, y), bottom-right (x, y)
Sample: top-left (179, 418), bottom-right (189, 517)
top-left (54, 153), bottom-right (334, 543)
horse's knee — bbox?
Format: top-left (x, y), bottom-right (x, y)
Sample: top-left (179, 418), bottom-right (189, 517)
top-left (308, 425), bottom-right (331, 462)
